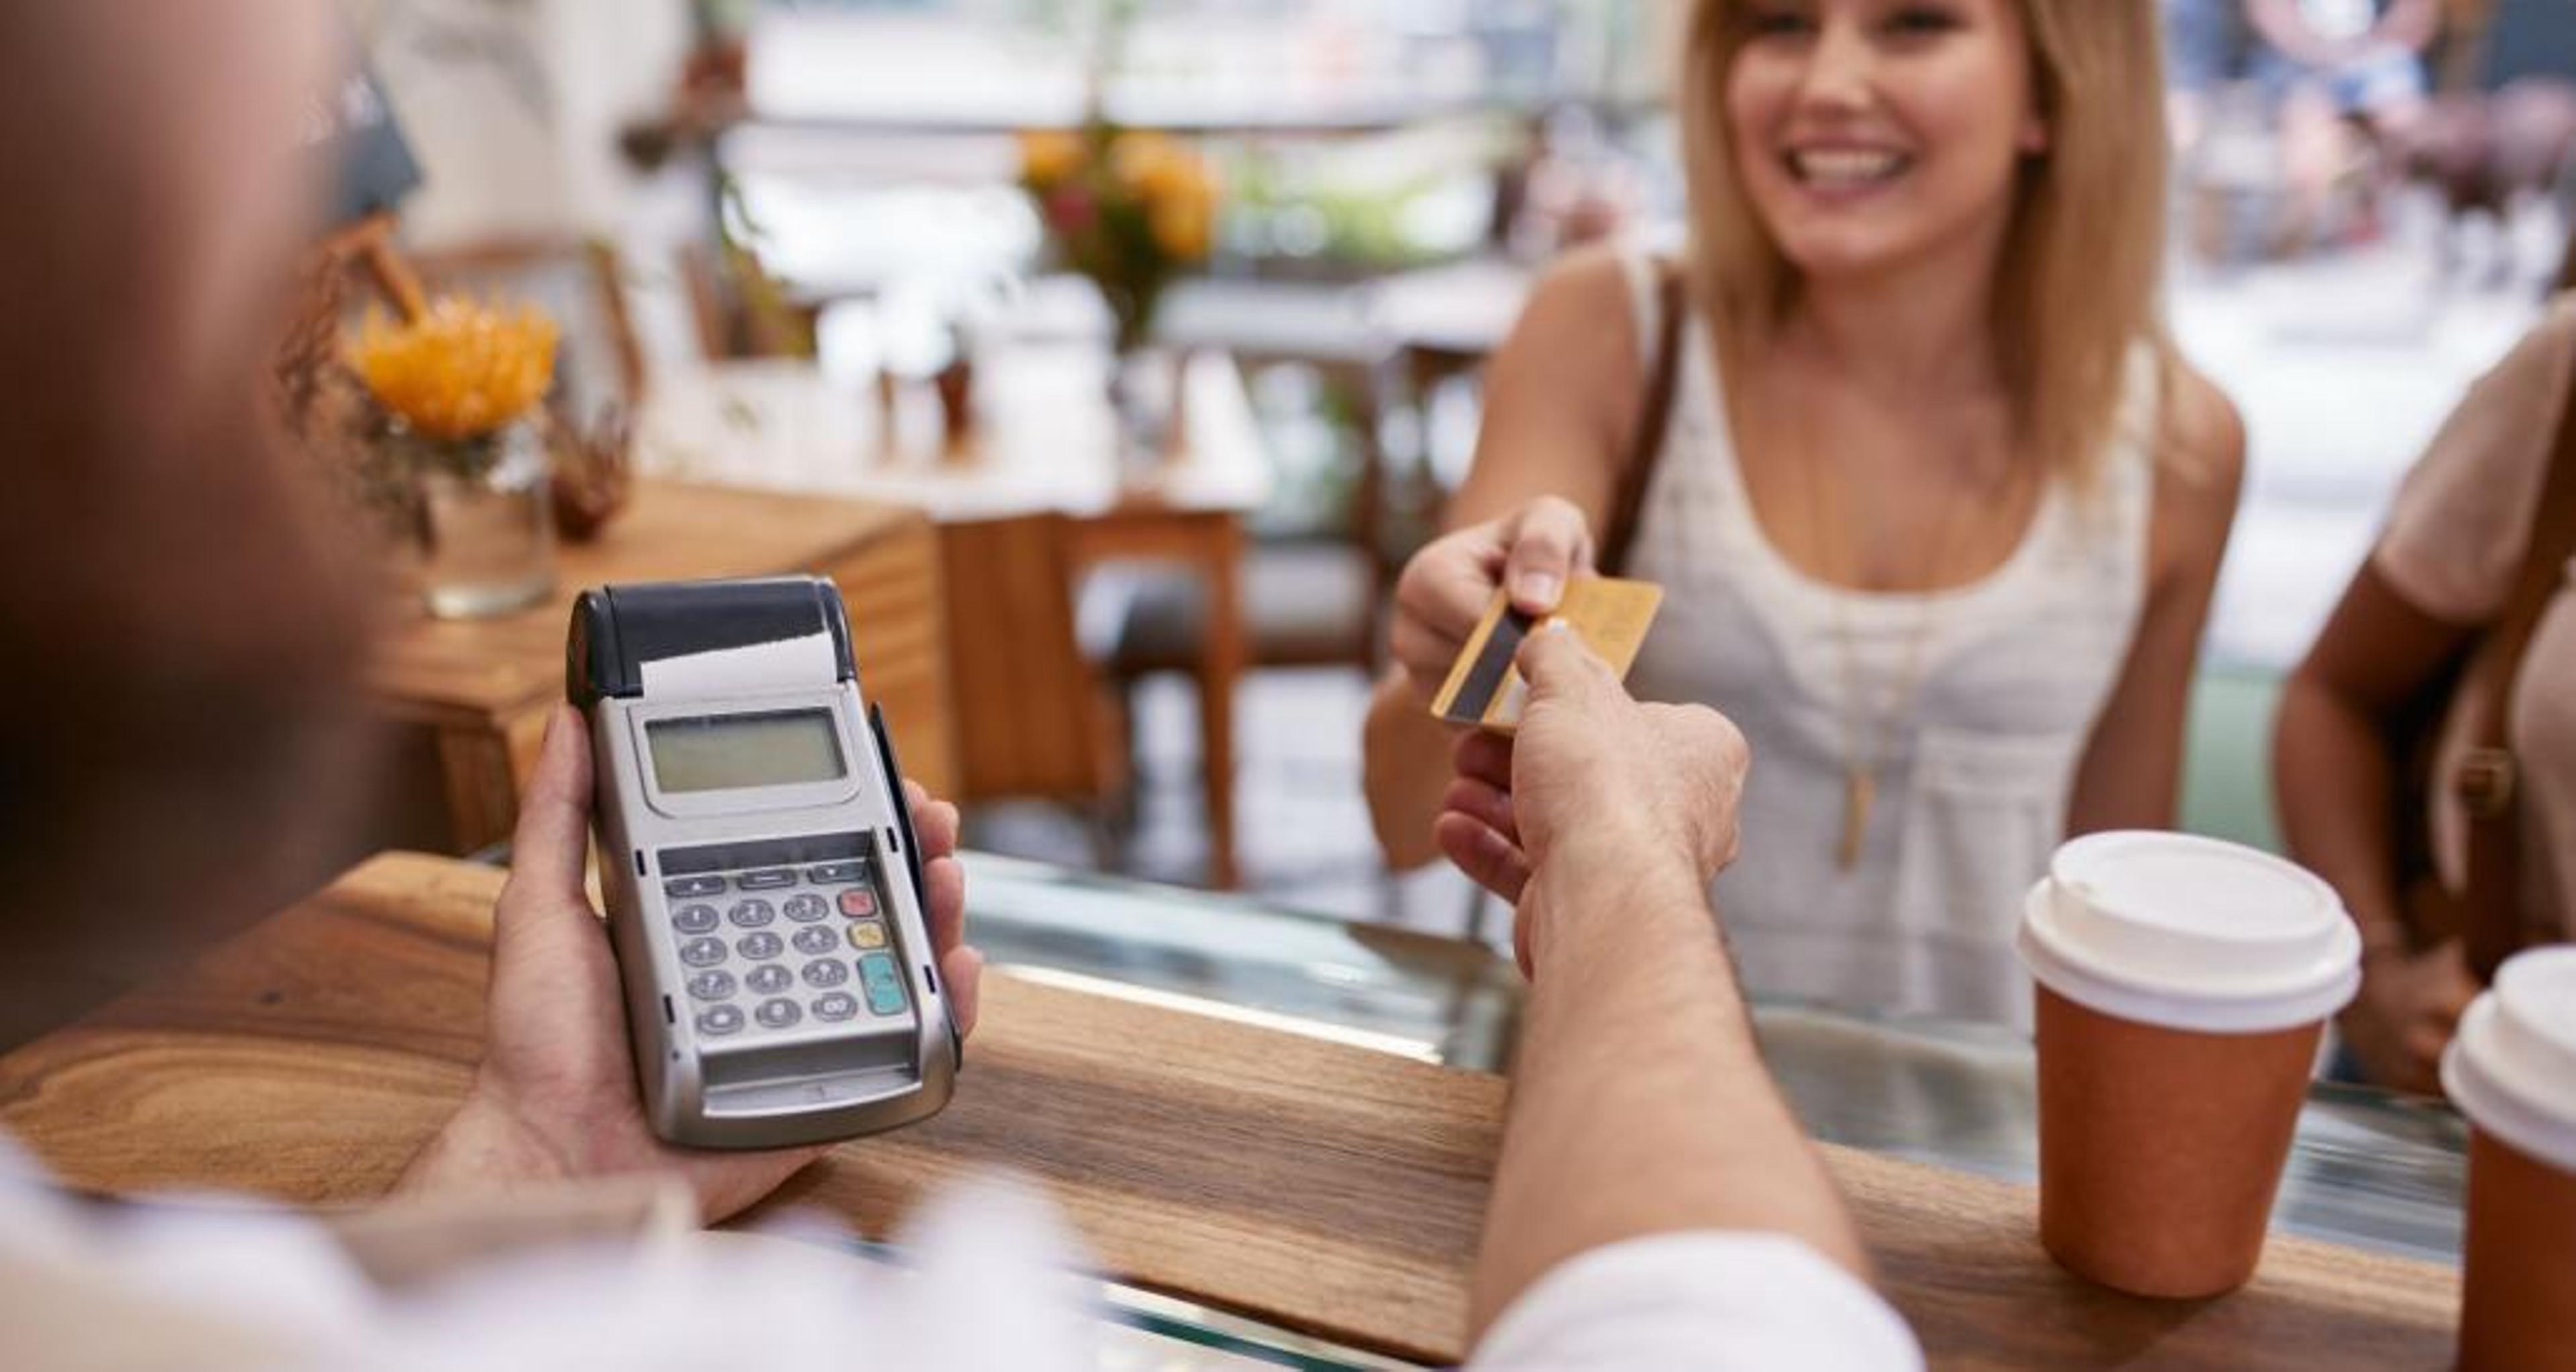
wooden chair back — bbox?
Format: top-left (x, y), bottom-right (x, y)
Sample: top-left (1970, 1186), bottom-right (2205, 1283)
top-left (939, 515), bottom-right (1120, 804)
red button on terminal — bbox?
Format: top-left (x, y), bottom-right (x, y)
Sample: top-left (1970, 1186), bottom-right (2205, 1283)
top-left (837, 888), bottom-right (877, 918)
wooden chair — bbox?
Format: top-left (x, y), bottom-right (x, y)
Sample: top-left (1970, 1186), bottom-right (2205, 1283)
top-left (940, 515), bottom-right (1129, 864)
top-left (1099, 538), bottom-right (1381, 680)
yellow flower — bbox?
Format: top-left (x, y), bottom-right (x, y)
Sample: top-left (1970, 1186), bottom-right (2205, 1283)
top-left (1150, 194), bottom-right (1212, 260)
top-left (1146, 154), bottom-right (1211, 209)
top-left (1110, 131), bottom-right (1181, 193)
top-left (1018, 128), bottom-right (1083, 187)
top-left (347, 296), bottom-right (559, 441)
top-left (1112, 134), bottom-right (1216, 253)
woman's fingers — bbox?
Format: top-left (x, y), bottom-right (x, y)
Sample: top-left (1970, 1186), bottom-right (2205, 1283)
top-left (1500, 496), bottom-right (1594, 615)
top-left (1391, 616), bottom-right (1466, 698)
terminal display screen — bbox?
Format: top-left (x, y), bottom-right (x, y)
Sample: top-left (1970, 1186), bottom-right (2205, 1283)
top-left (647, 709), bottom-right (846, 793)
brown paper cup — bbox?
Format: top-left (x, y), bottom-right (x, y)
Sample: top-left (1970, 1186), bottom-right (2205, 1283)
top-left (2034, 985), bottom-right (2320, 1298)
top-left (2458, 1127), bottom-right (2576, 1371)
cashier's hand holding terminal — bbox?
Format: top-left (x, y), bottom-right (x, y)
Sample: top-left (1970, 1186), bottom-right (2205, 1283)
top-left (398, 703), bottom-right (983, 1222)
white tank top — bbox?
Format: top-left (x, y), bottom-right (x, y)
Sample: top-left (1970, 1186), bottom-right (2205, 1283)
top-left (1613, 249), bottom-right (2157, 1032)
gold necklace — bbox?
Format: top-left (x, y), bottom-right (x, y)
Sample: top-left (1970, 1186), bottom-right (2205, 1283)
top-left (1803, 431), bottom-right (1978, 872)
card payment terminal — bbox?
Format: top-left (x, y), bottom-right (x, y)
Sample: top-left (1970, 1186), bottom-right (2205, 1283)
top-left (568, 576), bottom-right (959, 1149)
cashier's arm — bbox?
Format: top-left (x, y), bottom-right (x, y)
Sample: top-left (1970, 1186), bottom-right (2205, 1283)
top-left (1440, 629), bottom-right (1902, 1362)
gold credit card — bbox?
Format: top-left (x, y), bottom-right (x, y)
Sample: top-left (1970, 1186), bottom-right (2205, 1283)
top-left (1429, 576), bottom-right (1663, 733)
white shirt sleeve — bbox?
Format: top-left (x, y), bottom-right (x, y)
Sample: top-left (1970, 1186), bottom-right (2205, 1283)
top-left (0, 1139), bottom-right (1100, 1372)
top-left (1470, 1232), bottom-right (1923, 1372)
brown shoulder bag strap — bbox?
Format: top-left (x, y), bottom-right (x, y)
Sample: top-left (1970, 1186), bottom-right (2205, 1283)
top-left (2459, 346), bottom-right (2576, 978)
top-left (1599, 261), bottom-right (1687, 578)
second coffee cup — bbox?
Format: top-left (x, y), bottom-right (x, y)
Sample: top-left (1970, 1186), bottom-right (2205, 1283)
top-left (2442, 946), bottom-right (2576, 1372)
top-left (2015, 831), bottom-right (2361, 1299)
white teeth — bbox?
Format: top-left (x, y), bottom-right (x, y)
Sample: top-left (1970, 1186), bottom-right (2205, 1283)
top-left (1791, 150), bottom-right (1904, 185)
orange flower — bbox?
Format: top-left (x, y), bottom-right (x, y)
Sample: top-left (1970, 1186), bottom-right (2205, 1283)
top-left (1108, 131), bottom-right (1174, 191)
top-left (347, 297), bottom-right (559, 441)
top-left (1150, 156), bottom-right (1213, 209)
top-left (1149, 194), bottom-right (1213, 260)
top-left (1018, 128), bottom-right (1083, 188)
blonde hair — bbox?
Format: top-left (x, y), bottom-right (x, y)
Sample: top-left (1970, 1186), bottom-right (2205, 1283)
top-left (1676, 0), bottom-right (2172, 486)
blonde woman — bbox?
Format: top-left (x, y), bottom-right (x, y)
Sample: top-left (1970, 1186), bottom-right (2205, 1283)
top-left (1365, 0), bottom-right (2246, 1030)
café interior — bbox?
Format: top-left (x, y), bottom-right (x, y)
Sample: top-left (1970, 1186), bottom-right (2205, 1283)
top-left (5, 1), bottom-right (2576, 1367)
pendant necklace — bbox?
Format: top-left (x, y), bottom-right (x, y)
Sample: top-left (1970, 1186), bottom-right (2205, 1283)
top-left (1805, 432), bottom-right (1976, 872)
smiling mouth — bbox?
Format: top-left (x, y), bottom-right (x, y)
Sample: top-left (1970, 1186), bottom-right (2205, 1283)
top-left (1784, 148), bottom-right (1912, 189)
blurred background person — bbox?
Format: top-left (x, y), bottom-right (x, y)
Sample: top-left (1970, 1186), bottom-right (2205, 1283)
top-left (2248, 0), bottom-right (2440, 250)
top-left (2274, 229), bottom-right (2576, 1095)
top-left (2166, 0), bottom-right (2245, 160)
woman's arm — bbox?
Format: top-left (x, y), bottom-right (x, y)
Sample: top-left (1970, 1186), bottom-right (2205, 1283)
top-left (1364, 246), bottom-right (1649, 867)
top-left (2065, 366), bottom-right (2246, 835)
top-left (2276, 568), bottom-right (2476, 959)
top-left (2274, 565), bottom-right (2481, 1092)
top-left (2278, 302), bottom-right (2570, 1091)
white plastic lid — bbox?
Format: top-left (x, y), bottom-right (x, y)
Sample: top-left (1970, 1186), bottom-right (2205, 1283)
top-left (2443, 947), bottom-right (2576, 1173)
top-left (2015, 831), bottom-right (2362, 1033)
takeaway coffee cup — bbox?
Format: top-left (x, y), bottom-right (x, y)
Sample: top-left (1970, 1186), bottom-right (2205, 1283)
top-left (2441, 946), bottom-right (2576, 1371)
top-left (2015, 832), bottom-right (2361, 1298)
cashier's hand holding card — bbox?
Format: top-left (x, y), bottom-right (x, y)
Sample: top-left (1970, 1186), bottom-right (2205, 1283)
top-left (1396, 494), bottom-right (1662, 734)
top-left (1437, 624), bottom-right (1750, 974)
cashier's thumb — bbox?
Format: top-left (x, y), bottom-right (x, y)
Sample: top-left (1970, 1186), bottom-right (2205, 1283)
top-left (506, 706), bottom-right (596, 908)
top-left (1514, 621), bottom-right (1615, 708)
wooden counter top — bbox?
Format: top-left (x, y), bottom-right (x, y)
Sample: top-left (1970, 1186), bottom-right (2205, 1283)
top-left (0, 854), bottom-right (2460, 1367)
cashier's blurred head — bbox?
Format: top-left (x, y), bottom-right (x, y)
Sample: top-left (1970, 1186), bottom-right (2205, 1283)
top-left (0, 3), bottom-right (370, 1026)
top-left (1678, 0), bottom-right (2170, 486)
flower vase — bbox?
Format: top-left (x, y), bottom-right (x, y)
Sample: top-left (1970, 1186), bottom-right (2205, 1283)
top-left (1107, 344), bottom-right (1189, 476)
top-left (407, 418), bottom-right (557, 619)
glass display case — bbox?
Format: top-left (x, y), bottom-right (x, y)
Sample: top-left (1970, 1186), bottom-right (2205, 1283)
top-left (933, 851), bottom-right (2468, 1369)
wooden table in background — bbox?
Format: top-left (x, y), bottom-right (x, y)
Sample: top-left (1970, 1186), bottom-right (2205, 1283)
top-left (643, 346), bottom-right (1271, 888)
top-left (0, 853), bottom-right (2461, 1367)
top-left (368, 480), bottom-right (954, 853)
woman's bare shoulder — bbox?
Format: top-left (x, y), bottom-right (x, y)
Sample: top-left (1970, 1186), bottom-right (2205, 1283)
top-left (1508, 242), bottom-right (1652, 385)
top-left (2161, 356), bottom-right (2247, 494)
top-left (2147, 355), bottom-right (2248, 579)
top-left (1474, 243), bottom-right (1664, 475)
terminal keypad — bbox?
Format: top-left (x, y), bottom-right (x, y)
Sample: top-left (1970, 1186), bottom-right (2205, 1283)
top-left (659, 854), bottom-right (913, 1040)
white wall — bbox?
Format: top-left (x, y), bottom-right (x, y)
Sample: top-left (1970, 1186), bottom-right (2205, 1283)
top-left (358, 0), bottom-right (691, 249)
